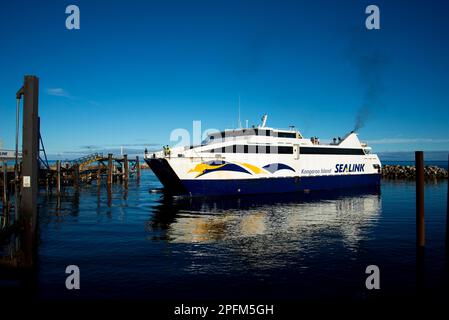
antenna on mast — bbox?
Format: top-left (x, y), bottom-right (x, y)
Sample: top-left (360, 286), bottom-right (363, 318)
top-left (260, 114), bottom-right (268, 128)
top-left (238, 95), bottom-right (242, 129)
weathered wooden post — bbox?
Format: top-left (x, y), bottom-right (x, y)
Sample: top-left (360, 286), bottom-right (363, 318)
top-left (19, 75), bottom-right (39, 222)
top-left (416, 151), bottom-right (425, 247)
top-left (136, 156), bottom-right (141, 180)
top-left (64, 163), bottom-right (69, 186)
top-left (123, 154), bottom-right (129, 182)
top-left (73, 164), bottom-right (80, 189)
top-left (17, 75), bottom-right (40, 268)
top-left (446, 154), bottom-right (449, 252)
top-left (2, 161), bottom-right (7, 208)
top-left (97, 162), bottom-right (101, 185)
top-left (415, 151), bottom-right (426, 295)
top-left (56, 160), bottom-right (61, 196)
top-left (107, 186), bottom-right (112, 207)
top-left (107, 153), bottom-right (113, 185)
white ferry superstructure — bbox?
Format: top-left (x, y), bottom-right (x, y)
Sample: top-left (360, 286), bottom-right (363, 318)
top-left (144, 115), bottom-right (381, 196)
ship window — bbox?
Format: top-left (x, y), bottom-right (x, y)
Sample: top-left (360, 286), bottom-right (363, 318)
top-left (248, 145), bottom-right (257, 153)
top-left (300, 147), bottom-right (365, 155)
top-left (235, 145), bottom-right (244, 153)
top-left (256, 129), bottom-right (272, 136)
top-left (277, 146), bottom-right (293, 154)
top-left (202, 144), bottom-right (293, 154)
top-left (276, 132), bottom-right (296, 138)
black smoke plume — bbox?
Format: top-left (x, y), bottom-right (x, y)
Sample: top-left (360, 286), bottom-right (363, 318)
top-left (346, 27), bottom-right (387, 132)
top-left (353, 54), bottom-right (386, 132)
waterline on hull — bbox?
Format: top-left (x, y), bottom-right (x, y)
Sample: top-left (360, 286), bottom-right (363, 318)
top-left (180, 174), bottom-right (381, 196)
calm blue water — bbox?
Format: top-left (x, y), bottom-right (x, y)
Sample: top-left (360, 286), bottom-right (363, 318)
top-left (33, 170), bottom-right (449, 300)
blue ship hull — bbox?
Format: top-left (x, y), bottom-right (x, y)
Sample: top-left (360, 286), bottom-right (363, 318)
top-left (182, 174), bottom-right (381, 196)
top-left (146, 158), bottom-right (381, 197)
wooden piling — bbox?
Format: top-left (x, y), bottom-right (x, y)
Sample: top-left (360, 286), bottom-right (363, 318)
top-left (20, 75), bottom-right (39, 225)
top-left (416, 151), bottom-right (425, 247)
top-left (446, 154), bottom-right (449, 251)
top-left (97, 162), bottom-right (102, 185)
top-left (2, 161), bottom-right (7, 207)
top-left (136, 156), bottom-right (141, 179)
top-left (19, 75), bottom-right (40, 268)
top-left (73, 164), bottom-right (80, 189)
top-left (123, 154), bottom-right (129, 181)
top-left (107, 153), bottom-right (113, 185)
top-left (56, 160), bottom-right (61, 195)
top-left (107, 187), bottom-right (112, 207)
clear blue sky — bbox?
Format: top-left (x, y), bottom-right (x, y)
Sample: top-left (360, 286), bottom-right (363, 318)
top-left (0, 0), bottom-right (448, 158)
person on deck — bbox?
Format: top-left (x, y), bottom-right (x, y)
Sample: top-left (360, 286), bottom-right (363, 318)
top-left (166, 145), bottom-right (171, 158)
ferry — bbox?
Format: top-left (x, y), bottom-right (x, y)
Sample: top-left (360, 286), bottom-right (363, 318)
top-left (144, 115), bottom-right (381, 196)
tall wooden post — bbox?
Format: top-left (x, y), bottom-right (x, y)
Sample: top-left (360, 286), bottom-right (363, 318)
top-left (56, 160), bottom-right (61, 196)
top-left (20, 75), bottom-right (39, 223)
top-left (19, 75), bottom-right (39, 268)
top-left (107, 153), bottom-right (113, 185)
top-left (416, 151), bottom-right (425, 248)
top-left (123, 154), bottom-right (129, 182)
top-left (2, 161), bottom-right (7, 208)
top-left (446, 154), bottom-right (449, 252)
top-left (136, 156), bottom-right (141, 180)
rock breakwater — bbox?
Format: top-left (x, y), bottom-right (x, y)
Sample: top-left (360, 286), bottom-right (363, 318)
top-left (381, 165), bottom-right (448, 179)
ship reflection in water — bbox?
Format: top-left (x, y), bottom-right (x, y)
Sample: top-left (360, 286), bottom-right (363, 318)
top-left (148, 188), bottom-right (381, 271)
top-left (4, 172), bottom-right (449, 300)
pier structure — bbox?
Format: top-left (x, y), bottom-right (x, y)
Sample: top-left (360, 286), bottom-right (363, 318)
top-left (1, 148), bottom-right (142, 210)
top-left (0, 75), bottom-right (144, 272)
top-left (37, 152), bottom-right (142, 195)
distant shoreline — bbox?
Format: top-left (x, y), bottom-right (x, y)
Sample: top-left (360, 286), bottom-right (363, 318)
top-left (378, 150), bottom-right (449, 162)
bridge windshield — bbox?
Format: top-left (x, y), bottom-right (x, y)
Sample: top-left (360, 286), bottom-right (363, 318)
top-left (206, 128), bottom-right (274, 141)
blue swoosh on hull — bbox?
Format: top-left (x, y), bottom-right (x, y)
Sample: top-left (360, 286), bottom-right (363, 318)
top-left (197, 163), bottom-right (252, 178)
top-left (262, 163), bottom-right (295, 173)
